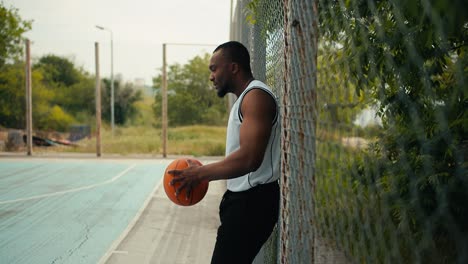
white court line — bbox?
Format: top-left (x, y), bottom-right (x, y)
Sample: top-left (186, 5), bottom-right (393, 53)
top-left (112, 251), bottom-right (129, 255)
top-left (0, 164), bottom-right (136, 205)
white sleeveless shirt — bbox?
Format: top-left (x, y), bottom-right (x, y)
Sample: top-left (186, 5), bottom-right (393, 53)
top-left (225, 80), bottom-right (280, 192)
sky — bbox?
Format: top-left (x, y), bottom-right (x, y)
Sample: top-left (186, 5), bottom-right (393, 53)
top-left (4, 0), bottom-right (232, 86)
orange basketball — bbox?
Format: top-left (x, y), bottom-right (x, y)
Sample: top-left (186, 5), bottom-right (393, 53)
top-left (163, 158), bottom-right (209, 206)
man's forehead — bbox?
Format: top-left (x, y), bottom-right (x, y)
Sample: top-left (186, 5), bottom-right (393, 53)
top-left (210, 50), bottom-right (224, 64)
top-left (212, 49), bottom-right (223, 59)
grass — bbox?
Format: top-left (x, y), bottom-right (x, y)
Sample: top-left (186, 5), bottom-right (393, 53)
top-left (33, 125), bottom-right (226, 157)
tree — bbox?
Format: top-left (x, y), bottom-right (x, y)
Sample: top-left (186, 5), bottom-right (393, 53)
top-left (0, 4), bottom-right (98, 131)
top-left (0, 3), bottom-right (32, 67)
top-left (0, 61), bottom-right (76, 131)
top-left (318, 0), bottom-right (467, 262)
top-left (33, 55), bottom-right (95, 117)
top-left (153, 53), bottom-right (228, 127)
top-left (0, 62), bottom-right (28, 128)
top-left (101, 78), bottom-right (143, 125)
top-left (318, 48), bottom-right (367, 125)
top-left (1, 53), bottom-right (96, 131)
top-left (0, 2), bottom-right (33, 128)
top-left (34, 54), bottom-right (81, 87)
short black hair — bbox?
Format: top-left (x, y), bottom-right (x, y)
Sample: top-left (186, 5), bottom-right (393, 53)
top-left (214, 41), bottom-right (252, 74)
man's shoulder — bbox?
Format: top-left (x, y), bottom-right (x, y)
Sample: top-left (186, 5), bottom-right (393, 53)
top-left (248, 80), bottom-right (270, 90)
top-left (243, 80), bottom-right (275, 97)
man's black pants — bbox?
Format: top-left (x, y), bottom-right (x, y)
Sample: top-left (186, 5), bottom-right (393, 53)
top-left (211, 181), bottom-right (280, 264)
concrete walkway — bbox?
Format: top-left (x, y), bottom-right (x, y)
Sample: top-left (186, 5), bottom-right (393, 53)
top-left (101, 179), bottom-right (225, 264)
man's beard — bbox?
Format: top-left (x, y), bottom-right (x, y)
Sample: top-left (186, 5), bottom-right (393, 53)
top-left (216, 84), bottom-right (229, 98)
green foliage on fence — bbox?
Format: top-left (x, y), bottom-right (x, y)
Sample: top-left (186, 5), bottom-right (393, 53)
top-left (317, 0), bottom-right (467, 262)
top-left (237, 0), bottom-right (467, 263)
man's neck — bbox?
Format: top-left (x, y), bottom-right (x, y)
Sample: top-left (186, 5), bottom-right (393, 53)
top-left (234, 77), bottom-right (255, 97)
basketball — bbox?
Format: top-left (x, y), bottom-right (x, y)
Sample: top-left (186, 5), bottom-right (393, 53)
top-left (163, 158), bottom-right (209, 206)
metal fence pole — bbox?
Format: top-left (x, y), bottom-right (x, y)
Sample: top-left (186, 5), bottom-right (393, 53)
top-left (162, 43), bottom-right (168, 158)
top-left (25, 39), bottom-right (33, 156)
top-left (95, 42), bottom-right (102, 157)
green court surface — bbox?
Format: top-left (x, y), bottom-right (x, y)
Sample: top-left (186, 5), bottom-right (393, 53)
top-left (0, 158), bottom-right (171, 264)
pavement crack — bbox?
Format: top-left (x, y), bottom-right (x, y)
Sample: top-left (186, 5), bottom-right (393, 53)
top-left (67, 223), bottom-right (90, 258)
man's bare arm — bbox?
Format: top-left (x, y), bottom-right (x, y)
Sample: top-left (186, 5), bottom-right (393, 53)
top-left (170, 89), bottom-right (277, 193)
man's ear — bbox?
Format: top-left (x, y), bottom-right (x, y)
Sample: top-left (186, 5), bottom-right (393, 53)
top-left (231, 62), bottom-right (239, 75)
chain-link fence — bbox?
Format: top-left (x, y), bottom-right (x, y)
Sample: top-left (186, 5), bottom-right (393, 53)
top-left (231, 0), bottom-right (467, 263)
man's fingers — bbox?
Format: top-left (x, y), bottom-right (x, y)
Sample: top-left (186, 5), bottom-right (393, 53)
top-left (174, 181), bottom-right (194, 201)
top-left (186, 186), bottom-right (192, 200)
top-left (186, 159), bottom-right (197, 167)
top-left (176, 181), bottom-right (188, 196)
top-left (168, 169), bottom-right (181, 176)
top-left (170, 176), bottom-right (184, 186)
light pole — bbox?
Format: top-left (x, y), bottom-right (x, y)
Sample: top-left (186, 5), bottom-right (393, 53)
top-left (95, 25), bottom-right (115, 135)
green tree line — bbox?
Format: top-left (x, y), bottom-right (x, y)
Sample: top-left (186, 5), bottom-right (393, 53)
top-left (152, 53), bottom-right (228, 127)
top-left (0, 54), bottom-right (143, 131)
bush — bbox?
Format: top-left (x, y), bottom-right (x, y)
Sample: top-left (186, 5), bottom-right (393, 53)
top-left (38, 105), bottom-right (76, 131)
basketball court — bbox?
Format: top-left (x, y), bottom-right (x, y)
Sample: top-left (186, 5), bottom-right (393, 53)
top-left (0, 155), bottom-right (224, 264)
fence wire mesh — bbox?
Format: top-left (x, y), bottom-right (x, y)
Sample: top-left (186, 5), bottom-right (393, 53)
top-left (232, 0), bottom-right (467, 263)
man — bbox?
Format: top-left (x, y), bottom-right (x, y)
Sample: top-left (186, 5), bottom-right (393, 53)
top-left (170, 41), bottom-right (280, 264)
